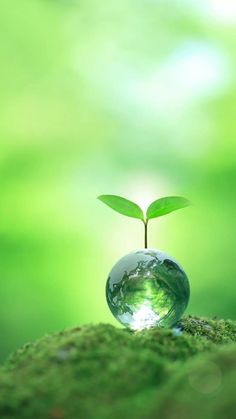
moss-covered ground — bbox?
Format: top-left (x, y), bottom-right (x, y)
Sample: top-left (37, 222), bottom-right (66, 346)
top-left (0, 316), bottom-right (236, 418)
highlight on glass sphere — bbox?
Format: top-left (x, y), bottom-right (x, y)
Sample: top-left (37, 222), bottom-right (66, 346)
top-left (98, 194), bottom-right (191, 331)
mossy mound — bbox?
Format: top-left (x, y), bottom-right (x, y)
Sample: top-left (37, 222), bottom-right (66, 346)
top-left (0, 316), bottom-right (236, 419)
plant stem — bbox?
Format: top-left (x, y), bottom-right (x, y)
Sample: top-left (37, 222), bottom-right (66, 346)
top-left (144, 220), bottom-right (148, 249)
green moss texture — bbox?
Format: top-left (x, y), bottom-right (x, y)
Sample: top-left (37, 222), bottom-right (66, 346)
top-left (0, 316), bottom-right (236, 419)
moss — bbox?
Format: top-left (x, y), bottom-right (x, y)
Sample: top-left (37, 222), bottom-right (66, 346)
top-left (152, 344), bottom-right (236, 419)
top-left (0, 316), bottom-right (236, 418)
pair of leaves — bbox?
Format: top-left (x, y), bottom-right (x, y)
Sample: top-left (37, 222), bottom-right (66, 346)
top-left (98, 194), bottom-right (191, 222)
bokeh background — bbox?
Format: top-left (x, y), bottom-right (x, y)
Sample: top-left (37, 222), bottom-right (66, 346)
top-left (0, 0), bottom-right (236, 361)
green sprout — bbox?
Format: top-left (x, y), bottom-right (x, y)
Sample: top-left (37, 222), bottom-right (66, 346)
top-left (98, 194), bottom-right (191, 248)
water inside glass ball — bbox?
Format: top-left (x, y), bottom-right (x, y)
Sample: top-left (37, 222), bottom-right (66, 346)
top-left (106, 249), bottom-right (190, 331)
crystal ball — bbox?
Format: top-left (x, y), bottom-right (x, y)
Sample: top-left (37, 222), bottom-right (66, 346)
top-left (106, 249), bottom-right (190, 331)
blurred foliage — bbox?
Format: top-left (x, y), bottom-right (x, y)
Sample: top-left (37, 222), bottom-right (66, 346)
top-left (0, 0), bottom-right (236, 360)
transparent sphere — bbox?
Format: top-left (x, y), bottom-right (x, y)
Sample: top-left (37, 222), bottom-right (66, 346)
top-left (106, 249), bottom-right (190, 331)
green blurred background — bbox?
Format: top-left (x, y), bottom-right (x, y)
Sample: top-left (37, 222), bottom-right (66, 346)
top-left (0, 0), bottom-right (235, 361)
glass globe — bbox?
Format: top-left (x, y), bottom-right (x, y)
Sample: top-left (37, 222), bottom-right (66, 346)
top-left (106, 249), bottom-right (190, 331)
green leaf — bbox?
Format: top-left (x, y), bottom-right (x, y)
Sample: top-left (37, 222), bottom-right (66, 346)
top-left (146, 196), bottom-right (191, 220)
top-left (97, 195), bottom-right (144, 220)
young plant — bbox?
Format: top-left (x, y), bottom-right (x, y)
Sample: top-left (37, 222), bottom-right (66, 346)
top-left (97, 194), bottom-right (191, 248)
top-left (98, 194), bottom-right (191, 330)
